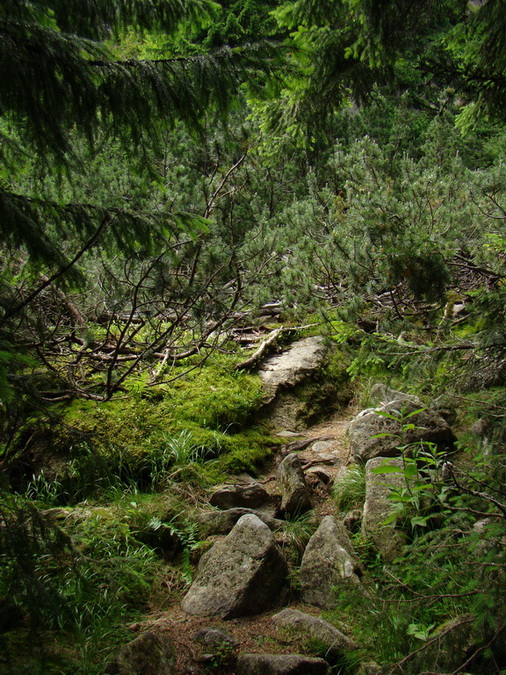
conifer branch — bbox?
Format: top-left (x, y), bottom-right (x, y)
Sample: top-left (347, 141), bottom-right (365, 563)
top-left (1, 214), bottom-right (112, 325)
top-left (388, 616), bottom-right (475, 673)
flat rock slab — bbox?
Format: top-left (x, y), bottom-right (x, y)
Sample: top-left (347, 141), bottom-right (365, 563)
top-left (362, 457), bottom-right (407, 562)
top-left (181, 514), bottom-right (287, 619)
top-left (272, 608), bottom-right (358, 657)
top-left (236, 653), bottom-right (330, 674)
top-left (299, 515), bottom-right (362, 609)
top-left (258, 337), bottom-right (327, 401)
top-left (310, 439), bottom-right (342, 456)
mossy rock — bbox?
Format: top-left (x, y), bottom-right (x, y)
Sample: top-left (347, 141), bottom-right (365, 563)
top-left (259, 347), bottom-right (352, 431)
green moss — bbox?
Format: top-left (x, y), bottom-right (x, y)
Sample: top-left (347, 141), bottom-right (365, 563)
top-left (286, 346), bottom-right (352, 425)
top-left (158, 365), bottom-right (265, 430)
top-left (49, 362), bottom-right (276, 495)
top-left (214, 428), bottom-right (282, 474)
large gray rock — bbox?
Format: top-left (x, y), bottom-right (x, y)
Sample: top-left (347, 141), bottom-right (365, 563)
top-left (348, 390), bottom-right (454, 462)
top-left (299, 515), bottom-right (362, 608)
top-left (236, 653), bottom-right (329, 674)
top-left (272, 608), bottom-right (357, 657)
top-left (112, 630), bottom-right (175, 675)
top-left (258, 337), bottom-right (327, 402)
top-left (197, 508), bottom-right (283, 535)
top-left (181, 514), bottom-right (287, 619)
top-left (362, 457), bottom-right (407, 562)
top-left (209, 482), bottom-right (270, 510)
top-left (277, 453), bottom-right (313, 516)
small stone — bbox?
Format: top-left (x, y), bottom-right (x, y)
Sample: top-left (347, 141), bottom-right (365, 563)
top-left (193, 628), bottom-right (238, 649)
top-left (272, 608), bottom-right (358, 656)
top-left (236, 652), bottom-right (329, 674)
top-left (209, 483), bottom-right (270, 510)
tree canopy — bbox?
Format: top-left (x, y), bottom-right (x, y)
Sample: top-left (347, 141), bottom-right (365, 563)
top-left (0, 0), bottom-right (505, 403)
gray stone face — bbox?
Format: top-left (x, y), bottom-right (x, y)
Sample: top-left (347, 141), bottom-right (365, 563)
top-left (348, 394), bottom-right (454, 463)
top-left (272, 608), bottom-right (358, 657)
top-left (236, 653), bottom-right (330, 674)
top-left (258, 336), bottom-right (327, 402)
top-left (299, 515), bottom-right (361, 609)
top-left (113, 630), bottom-right (175, 675)
top-left (181, 514), bottom-right (288, 619)
top-left (209, 482), bottom-right (270, 510)
top-left (277, 453), bottom-right (313, 516)
top-left (362, 457), bottom-right (407, 562)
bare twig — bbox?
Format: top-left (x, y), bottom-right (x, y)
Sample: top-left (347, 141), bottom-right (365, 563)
top-left (388, 616), bottom-right (475, 673)
top-left (450, 623), bottom-right (505, 674)
top-left (234, 327), bottom-right (283, 370)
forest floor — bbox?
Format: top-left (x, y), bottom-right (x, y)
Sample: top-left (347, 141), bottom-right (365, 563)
top-left (132, 407), bottom-right (358, 673)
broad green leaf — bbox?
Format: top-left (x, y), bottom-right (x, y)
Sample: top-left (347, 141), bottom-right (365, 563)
top-left (404, 462), bottom-right (418, 479)
top-left (404, 407), bottom-right (426, 419)
top-left (382, 512), bottom-right (399, 526)
top-left (371, 465), bottom-right (402, 473)
top-left (401, 423), bottom-right (417, 431)
top-left (410, 516), bottom-right (429, 529)
top-left (375, 409), bottom-right (401, 420)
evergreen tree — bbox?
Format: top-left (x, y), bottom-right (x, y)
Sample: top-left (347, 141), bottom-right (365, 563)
top-left (0, 0), bottom-right (283, 403)
top-left (263, 0), bottom-right (505, 141)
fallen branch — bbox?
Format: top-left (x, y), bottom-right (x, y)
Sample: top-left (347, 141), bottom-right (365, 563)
top-left (388, 615), bottom-right (475, 673)
top-left (450, 623), bottom-right (505, 674)
top-left (234, 327), bottom-right (283, 370)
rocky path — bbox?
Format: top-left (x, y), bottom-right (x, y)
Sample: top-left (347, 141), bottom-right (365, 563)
top-left (124, 407), bottom-right (359, 674)
top-left (110, 339), bottom-right (455, 673)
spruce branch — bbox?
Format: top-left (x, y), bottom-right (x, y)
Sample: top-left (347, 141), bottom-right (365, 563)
top-left (1, 213), bottom-right (112, 325)
top-left (388, 615), bottom-right (475, 673)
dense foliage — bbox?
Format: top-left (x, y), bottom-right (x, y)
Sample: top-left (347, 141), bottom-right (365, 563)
top-left (0, 0), bottom-right (505, 672)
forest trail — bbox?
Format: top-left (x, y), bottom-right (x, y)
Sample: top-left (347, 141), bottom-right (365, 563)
top-left (137, 405), bottom-right (359, 673)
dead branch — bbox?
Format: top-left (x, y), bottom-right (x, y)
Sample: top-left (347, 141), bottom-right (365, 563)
top-left (450, 623), bottom-right (505, 675)
top-left (388, 616), bottom-right (475, 673)
top-left (234, 327), bottom-right (283, 370)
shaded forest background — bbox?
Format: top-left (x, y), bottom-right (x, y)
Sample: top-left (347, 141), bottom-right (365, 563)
top-left (0, 1), bottom-right (505, 673)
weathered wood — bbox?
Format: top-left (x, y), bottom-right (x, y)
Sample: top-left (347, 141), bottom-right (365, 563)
top-left (234, 327), bottom-right (283, 370)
